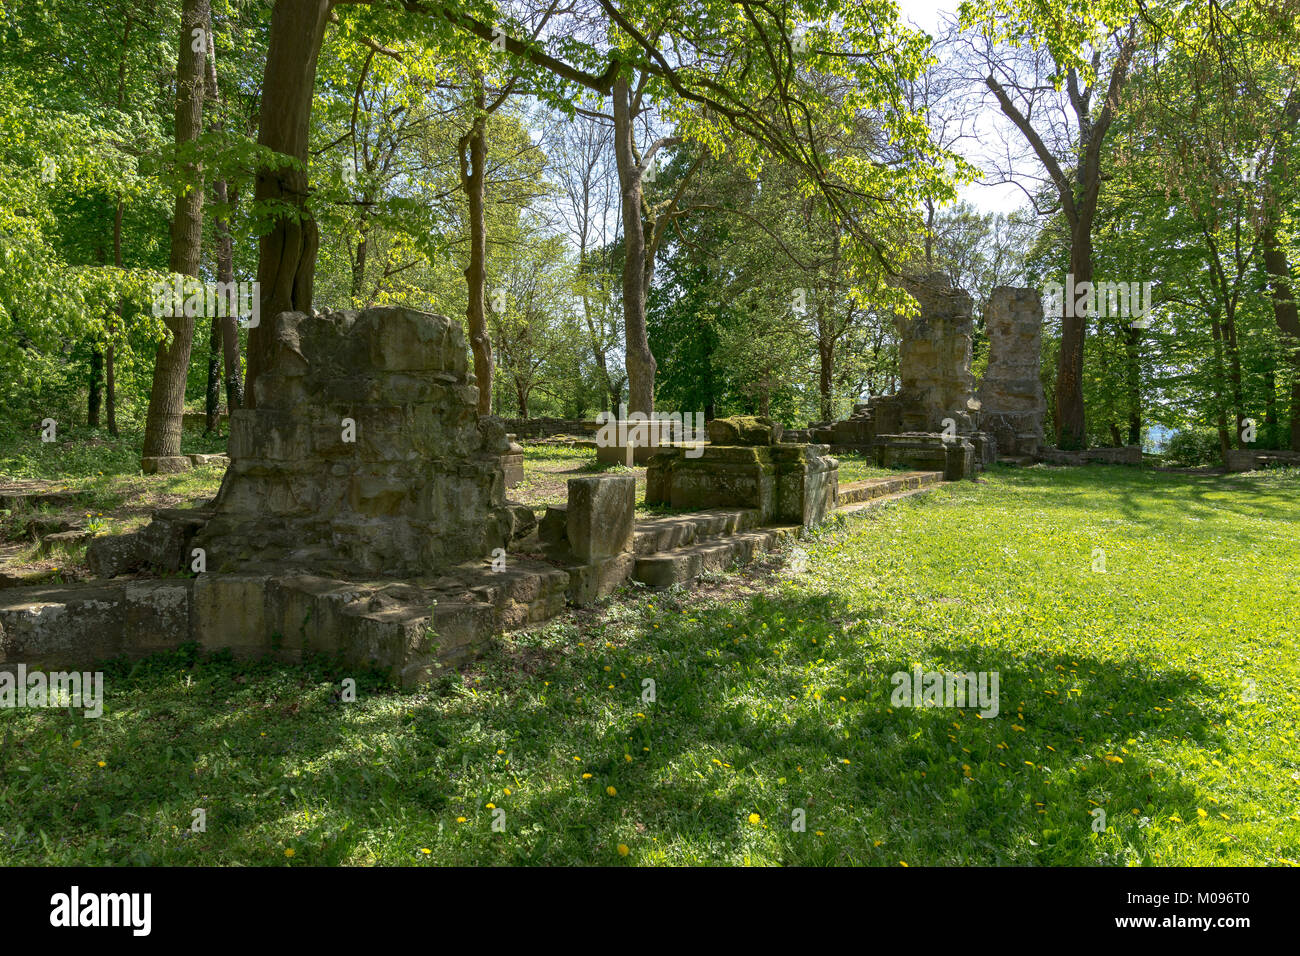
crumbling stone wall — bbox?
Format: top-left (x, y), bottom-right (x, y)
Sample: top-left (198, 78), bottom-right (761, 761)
top-left (893, 273), bottom-right (980, 432)
top-left (978, 286), bottom-right (1046, 458)
top-left (192, 307), bottom-right (514, 576)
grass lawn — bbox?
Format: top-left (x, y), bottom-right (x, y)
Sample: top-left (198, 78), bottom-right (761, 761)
top-left (0, 424), bottom-right (227, 584)
top-left (2, 463), bottom-right (1297, 866)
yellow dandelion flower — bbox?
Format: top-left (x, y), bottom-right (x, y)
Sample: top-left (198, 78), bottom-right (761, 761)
top-left (284, 848), bottom-right (295, 858)
top-left (748, 813), bottom-right (761, 825)
top-left (617, 844), bottom-right (630, 856)
top-left (606, 786), bottom-right (617, 796)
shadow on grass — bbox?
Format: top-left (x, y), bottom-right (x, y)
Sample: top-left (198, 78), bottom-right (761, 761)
top-left (0, 582), bottom-right (1230, 866)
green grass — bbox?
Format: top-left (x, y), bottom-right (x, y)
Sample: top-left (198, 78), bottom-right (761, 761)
top-left (0, 422), bottom-right (227, 483)
top-left (1, 465), bottom-right (1297, 865)
top-left (834, 452), bottom-right (905, 484)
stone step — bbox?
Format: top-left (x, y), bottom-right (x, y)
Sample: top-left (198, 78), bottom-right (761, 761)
top-left (999, 455), bottom-right (1035, 467)
top-left (633, 525), bottom-right (799, 589)
top-left (836, 471), bottom-right (941, 505)
top-left (835, 486), bottom-right (935, 517)
top-left (632, 508), bottom-right (761, 555)
top-left (38, 529), bottom-right (94, 555)
top-left (0, 483), bottom-right (92, 511)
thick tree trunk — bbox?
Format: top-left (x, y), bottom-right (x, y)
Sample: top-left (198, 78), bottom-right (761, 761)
top-left (142, 0), bottom-right (210, 461)
top-left (460, 87), bottom-right (494, 416)
top-left (246, 0), bottom-right (333, 406)
top-left (613, 74), bottom-right (656, 415)
top-left (1055, 224), bottom-right (1091, 448)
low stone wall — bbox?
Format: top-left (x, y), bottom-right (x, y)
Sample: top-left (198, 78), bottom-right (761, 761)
top-left (1225, 448), bottom-right (1300, 472)
top-left (1036, 446), bottom-right (1142, 466)
top-left (501, 417), bottom-right (600, 439)
top-left (0, 564), bottom-right (568, 688)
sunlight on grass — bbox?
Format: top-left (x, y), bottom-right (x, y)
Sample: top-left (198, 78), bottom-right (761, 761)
top-left (1, 466), bottom-right (1296, 865)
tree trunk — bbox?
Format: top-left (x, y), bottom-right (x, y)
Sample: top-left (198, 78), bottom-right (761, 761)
top-left (205, 20), bottom-right (242, 414)
top-left (246, 0), bottom-right (333, 406)
top-left (613, 74), bottom-right (656, 415)
top-left (1055, 223), bottom-right (1091, 449)
top-left (90, 242), bottom-right (105, 428)
top-left (818, 338), bottom-right (834, 422)
top-left (1124, 325), bottom-right (1141, 445)
top-left (108, 200), bottom-right (122, 437)
top-left (216, 181), bottom-right (243, 412)
top-left (89, 348), bottom-right (103, 427)
top-left (1264, 365), bottom-right (1280, 448)
top-left (1210, 313), bottom-right (1232, 462)
top-left (205, 315), bottom-right (222, 433)
top-left (460, 86), bottom-right (494, 416)
top-left (141, 0), bottom-right (210, 461)
top-left (1262, 223), bottom-right (1300, 451)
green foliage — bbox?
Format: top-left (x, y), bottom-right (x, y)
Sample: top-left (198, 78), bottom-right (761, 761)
top-left (1163, 427), bottom-right (1224, 467)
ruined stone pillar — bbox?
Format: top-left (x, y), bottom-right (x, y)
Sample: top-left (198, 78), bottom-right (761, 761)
top-left (978, 286), bottom-right (1046, 458)
top-left (895, 273), bottom-right (980, 432)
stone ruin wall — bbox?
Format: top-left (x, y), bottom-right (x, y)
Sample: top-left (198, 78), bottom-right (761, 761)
top-left (192, 307), bottom-right (515, 577)
top-left (977, 286), bottom-right (1046, 458)
top-left (892, 274), bottom-right (981, 433)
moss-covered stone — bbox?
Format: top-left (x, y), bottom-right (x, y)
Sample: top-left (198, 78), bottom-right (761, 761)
top-left (705, 415), bottom-right (784, 446)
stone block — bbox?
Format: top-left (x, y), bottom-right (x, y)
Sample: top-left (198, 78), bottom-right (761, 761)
top-left (141, 456), bottom-right (192, 475)
top-left (566, 475), bottom-right (635, 562)
top-left (706, 415), bottom-right (783, 445)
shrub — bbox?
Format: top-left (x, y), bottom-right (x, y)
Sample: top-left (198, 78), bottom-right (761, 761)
top-left (1164, 426), bottom-right (1222, 466)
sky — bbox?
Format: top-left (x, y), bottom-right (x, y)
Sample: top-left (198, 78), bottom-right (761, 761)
top-left (897, 0), bottom-right (1031, 217)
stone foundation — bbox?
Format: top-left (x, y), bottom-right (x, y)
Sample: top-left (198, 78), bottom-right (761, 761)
top-left (874, 433), bottom-right (977, 481)
top-left (645, 443), bottom-right (838, 526)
